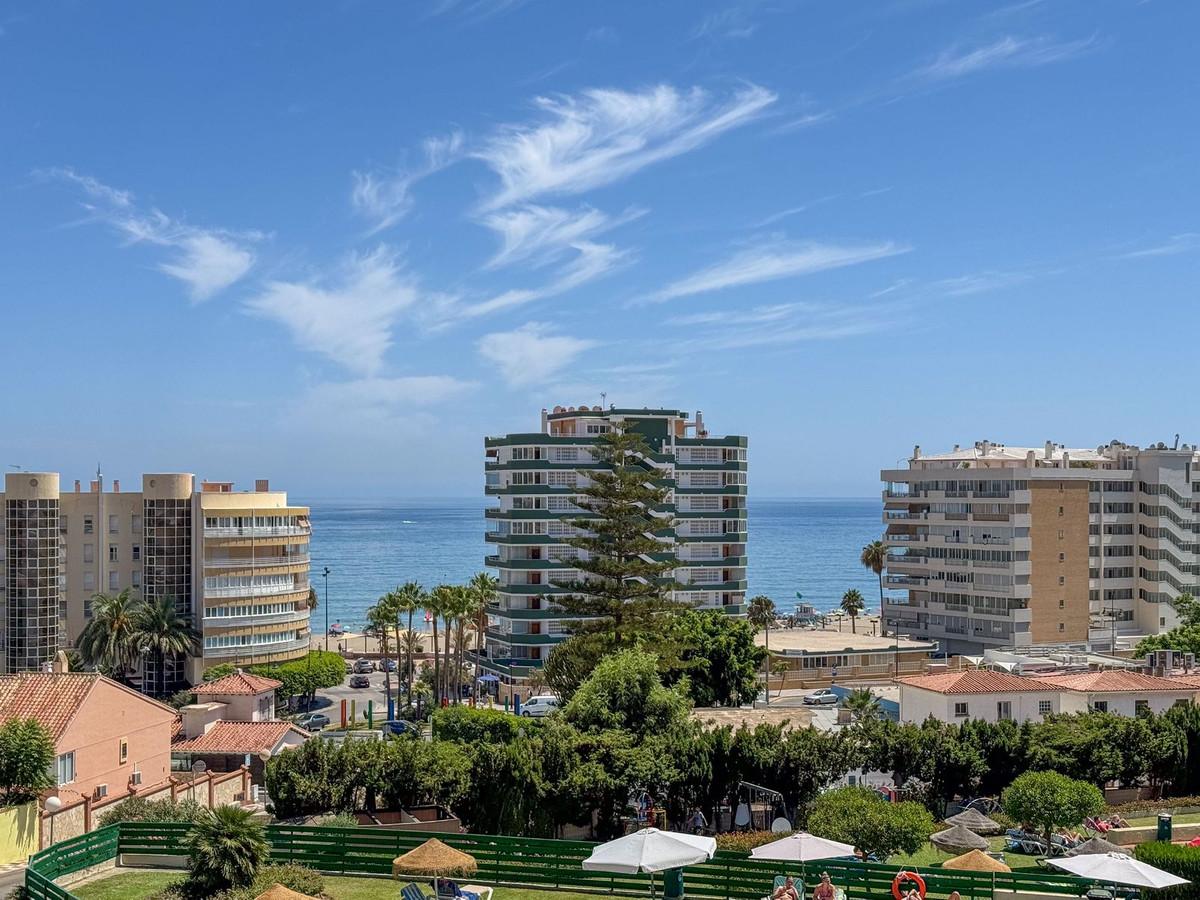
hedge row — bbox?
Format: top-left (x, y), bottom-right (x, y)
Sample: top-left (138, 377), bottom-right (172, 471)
top-left (1133, 842), bottom-right (1200, 900)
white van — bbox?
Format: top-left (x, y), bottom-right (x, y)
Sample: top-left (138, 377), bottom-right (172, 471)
top-left (520, 695), bottom-right (561, 718)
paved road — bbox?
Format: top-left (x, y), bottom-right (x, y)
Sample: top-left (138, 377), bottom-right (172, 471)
top-left (299, 670), bottom-right (405, 726)
top-left (0, 864), bottom-right (26, 895)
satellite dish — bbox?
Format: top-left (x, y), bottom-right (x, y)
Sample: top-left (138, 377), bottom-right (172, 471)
top-left (771, 817), bottom-right (793, 834)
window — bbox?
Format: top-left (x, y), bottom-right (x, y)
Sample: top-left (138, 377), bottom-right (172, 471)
top-left (83, 572), bottom-right (95, 591)
top-left (131, 514), bottom-right (142, 532)
top-left (83, 544), bottom-right (94, 564)
top-left (1135, 699), bottom-right (1150, 716)
top-left (1092, 701), bottom-right (1108, 713)
top-left (1038, 700), bottom-right (1052, 715)
top-left (132, 545), bottom-right (141, 561)
top-left (1058, 506), bottom-right (1064, 516)
top-left (1057, 529), bottom-right (1065, 539)
top-left (1058, 622), bottom-right (1065, 632)
top-left (55, 752), bottom-right (76, 785)
top-left (108, 515), bottom-right (118, 535)
top-left (1059, 553), bottom-right (1065, 562)
top-left (1058, 576), bottom-right (1065, 586)
top-left (997, 701), bottom-right (1013, 721)
top-left (109, 546), bottom-right (119, 562)
top-left (1059, 598), bottom-right (1065, 609)
top-left (108, 571), bottom-right (119, 590)
top-left (953, 702), bottom-right (968, 718)
top-left (83, 516), bottom-right (94, 534)
top-left (119, 738), bottom-right (128, 765)
top-left (257, 696), bottom-right (273, 717)
top-left (585, 424), bottom-right (609, 434)
top-left (132, 571), bottom-right (141, 588)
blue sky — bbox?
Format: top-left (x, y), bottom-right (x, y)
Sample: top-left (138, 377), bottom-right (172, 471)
top-left (2, 1), bottom-right (1196, 498)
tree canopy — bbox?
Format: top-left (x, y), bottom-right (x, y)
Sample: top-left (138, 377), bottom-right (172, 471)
top-left (1002, 771), bottom-right (1105, 848)
top-left (808, 786), bottom-right (935, 860)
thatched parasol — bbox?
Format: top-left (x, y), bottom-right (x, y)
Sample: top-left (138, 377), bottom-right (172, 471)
top-left (945, 808), bottom-right (1004, 835)
top-left (1067, 836), bottom-right (1125, 857)
top-left (942, 849), bottom-right (1011, 873)
top-left (254, 885), bottom-right (318, 900)
top-left (392, 838), bottom-right (479, 879)
top-left (931, 824), bottom-right (990, 854)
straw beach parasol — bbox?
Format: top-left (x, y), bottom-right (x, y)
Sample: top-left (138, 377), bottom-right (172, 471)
top-left (945, 808), bottom-right (1003, 835)
top-left (1067, 836), bottom-right (1124, 857)
top-left (392, 838), bottom-right (479, 879)
top-left (931, 824), bottom-right (990, 854)
top-left (941, 849), bottom-right (1011, 873)
top-left (254, 885), bottom-right (318, 900)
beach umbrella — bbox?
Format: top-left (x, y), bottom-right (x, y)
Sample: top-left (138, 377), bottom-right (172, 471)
top-left (1046, 853), bottom-right (1189, 889)
top-left (255, 885), bottom-right (317, 900)
top-left (945, 808), bottom-right (1003, 835)
top-left (392, 838), bottom-right (478, 879)
top-left (1067, 837), bottom-right (1124, 857)
top-left (749, 832), bottom-right (856, 862)
top-left (931, 825), bottom-right (990, 854)
top-left (582, 828), bottom-right (716, 874)
top-left (941, 849), bottom-right (1011, 873)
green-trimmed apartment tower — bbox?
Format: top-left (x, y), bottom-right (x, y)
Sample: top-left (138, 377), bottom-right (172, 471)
top-left (481, 406), bottom-right (748, 690)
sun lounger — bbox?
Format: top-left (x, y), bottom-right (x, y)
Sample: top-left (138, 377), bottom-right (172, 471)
top-left (403, 883), bottom-right (435, 900)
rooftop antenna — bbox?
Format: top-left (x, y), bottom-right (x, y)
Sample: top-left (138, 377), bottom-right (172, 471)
top-left (600, 391), bottom-right (607, 407)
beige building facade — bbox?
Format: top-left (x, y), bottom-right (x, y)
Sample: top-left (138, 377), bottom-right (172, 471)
top-left (882, 439), bottom-right (1196, 654)
top-left (0, 472), bottom-right (311, 683)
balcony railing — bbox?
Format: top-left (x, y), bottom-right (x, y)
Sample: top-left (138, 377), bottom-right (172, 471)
top-left (203, 581), bottom-right (311, 599)
top-left (203, 609), bottom-right (310, 628)
top-left (202, 635), bottom-right (310, 659)
top-left (204, 526), bottom-right (311, 538)
top-left (203, 555), bottom-right (310, 569)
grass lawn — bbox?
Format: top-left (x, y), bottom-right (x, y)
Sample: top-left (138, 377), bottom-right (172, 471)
top-left (1126, 811), bottom-right (1200, 828)
top-left (891, 837), bottom-right (1042, 871)
top-left (71, 871), bottom-right (580, 900)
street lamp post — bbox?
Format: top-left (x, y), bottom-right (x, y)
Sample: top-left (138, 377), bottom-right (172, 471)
top-left (44, 795), bottom-right (62, 848)
top-left (323, 567), bottom-right (331, 653)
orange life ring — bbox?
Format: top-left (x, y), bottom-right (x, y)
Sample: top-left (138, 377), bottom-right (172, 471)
top-left (891, 871), bottom-right (926, 900)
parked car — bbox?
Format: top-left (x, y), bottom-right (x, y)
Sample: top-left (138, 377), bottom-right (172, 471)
top-left (353, 658), bottom-right (374, 674)
top-left (297, 713), bottom-right (330, 731)
top-left (377, 658), bottom-right (397, 673)
top-left (349, 674), bottom-right (371, 688)
top-left (344, 660), bottom-right (354, 674)
top-left (520, 695), bottom-right (561, 718)
top-left (383, 719), bottom-right (418, 736)
top-left (802, 688), bottom-right (839, 706)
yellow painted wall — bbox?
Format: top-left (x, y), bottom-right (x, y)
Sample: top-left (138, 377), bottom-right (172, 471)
top-left (0, 802), bottom-right (39, 864)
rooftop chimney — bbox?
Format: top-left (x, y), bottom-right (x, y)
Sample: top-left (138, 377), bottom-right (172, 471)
top-left (913, 445), bottom-right (921, 459)
top-left (113, 479), bottom-right (120, 493)
top-left (1044, 440), bottom-right (1054, 459)
top-left (89, 480), bottom-right (99, 493)
top-left (74, 480), bottom-right (81, 493)
top-left (1026, 451), bottom-right (1036, 467)
top-left (255, 479), bottom-right (269, 492)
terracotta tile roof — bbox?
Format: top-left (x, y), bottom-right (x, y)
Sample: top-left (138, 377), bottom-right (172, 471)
top-left (0, 673), bottom-right (101, 740)
top-left (193, 671), bottom-right (282, 696)
top-left (1035, 670), bottom-right (1200, 693)
top-left (896, 670), bottom-right (1060, 694)
top-left (1169, 674), bottom-right (1200, 688)
top-left (171, 720), bottom-right (306, 754)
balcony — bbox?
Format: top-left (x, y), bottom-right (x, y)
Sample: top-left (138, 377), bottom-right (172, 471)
top-left (203, 608), bottom-right (310, 628)
top-left (202, 635), bottom-right (310, 660)
top-left (203, 555), bottom-right (310, 570)
top-left (204, 525), bottom-right (311, 539)
top-left (203, 581), bottom-right (311, 599)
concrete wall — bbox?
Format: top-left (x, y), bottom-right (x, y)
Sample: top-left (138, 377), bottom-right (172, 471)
top-left (1029, 479), bottom-right (1090, 643)
top-left (0, 802), bottom-right (38, 864)
top-left (899, 686), bottom-right (1061, 724)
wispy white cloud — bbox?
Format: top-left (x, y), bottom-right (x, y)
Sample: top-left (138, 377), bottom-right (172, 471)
top-left (645, 239), bottom-right (909, 303)
top-left (244, 246), bottom-right (427, 376)
top-left (477, 322), bottom-right (597, 387)
top-left (932, 270), bottom-right (1029, 296)
top-left (668, 301), bottom-right (894, 351)
top-left (917, 34), bottom-right (1098, 81)
top-left (428, 0), bottom-right (533, 21)
top-left (301, 374), bottom-right (476, 422)
top-left (585, 25), bottom-right (618, 43)
top-left (692, 6), bottom-right (758, 40)
top-left (1120, 233), bottom-right (1200, 259)
top-left (480, 203), bottom-right (643, 269)
top-left (474, 83), bottom-right (776, 211)
top-left (41, 167), bottom-right (259, 300)
top-left (771, 111), bottom-right (835, 134)
top-left (460, 241), bottom-right (628, 319)
top-left (351, 132), bottom-right (464, 233)
top-left (752, 196), bottom-right (839, 228)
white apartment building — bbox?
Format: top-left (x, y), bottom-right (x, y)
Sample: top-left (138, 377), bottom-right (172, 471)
top-left (481, 407), bottom-right (748, 689)
top-left (882, 439), bottom-right (1196, 655)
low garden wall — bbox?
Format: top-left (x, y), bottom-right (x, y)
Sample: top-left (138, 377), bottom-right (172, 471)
top-left (27, 823), bottom-right (1096, 900)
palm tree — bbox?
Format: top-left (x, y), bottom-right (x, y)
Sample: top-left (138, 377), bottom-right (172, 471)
top-left (76, 588), bottom-right (141, 683)
top-left (840, 588), bottom-right (866, 634)
top-left (367, 597), bottom-right (395, 707)
top-left (184, 804), bottom-right (269, 897)
top-left (844, 688), bottom-right (881, 721)
top-left (394, 581), bottom-right (425, 701)
top-left (860, 540), bottom-right (888, 636)
top-left (468, 572), bottom-right (499, 700)
top-left (428, 585), bottom-right (455, 704)
top-left (746, 594), bottom-right (777, 705)
top-left (133, 595), bottom-right (199, 697)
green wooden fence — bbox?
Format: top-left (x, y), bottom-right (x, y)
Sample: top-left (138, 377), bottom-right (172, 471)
top-left (28, 823), bottom-right (1095, 900)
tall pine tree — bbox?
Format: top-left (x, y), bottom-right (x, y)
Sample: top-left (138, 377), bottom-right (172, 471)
top-left (552, 421), bottom-right (692, 648)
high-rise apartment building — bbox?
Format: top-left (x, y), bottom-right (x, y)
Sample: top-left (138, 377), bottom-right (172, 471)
top-left (0, 472), bottom-right (312, 682)
top-left (882, 439), bottom-right (1195, 654)
top-left (481, 407), bottom-right (748, 688)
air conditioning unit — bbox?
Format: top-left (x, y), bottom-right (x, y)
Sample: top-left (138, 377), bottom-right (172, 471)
top-left (94, 784), bottom-right (107, 799)
top-left (130, 770), bottom-right (142, 786)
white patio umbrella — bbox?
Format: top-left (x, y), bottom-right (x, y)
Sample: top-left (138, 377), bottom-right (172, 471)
top-left (583, 828), bottom-right (717, 874)
top-left (1046, 852), bottom-right (1189, 889)
top-left (750, 832), bottom-right (856, 862)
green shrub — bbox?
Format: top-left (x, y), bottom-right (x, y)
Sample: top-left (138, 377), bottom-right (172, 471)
top-left (715, 830), bottom-right (793, 853)
top-left (1133, 843), bottom-right (1200, 900)
top-left (98, 796), bottom-right (203, 828)
top-left (433, 705), bottom-right (529, 743)
top-left (1109, 796), bottom-right (1200, 816)
top-left (213, 864), bottom-right (325, 900)
top-left (314, 812), bottom-right (358, 828)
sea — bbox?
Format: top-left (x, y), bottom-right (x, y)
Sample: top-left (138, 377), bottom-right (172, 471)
top-left (298, 497), bottom-right (883, 631)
